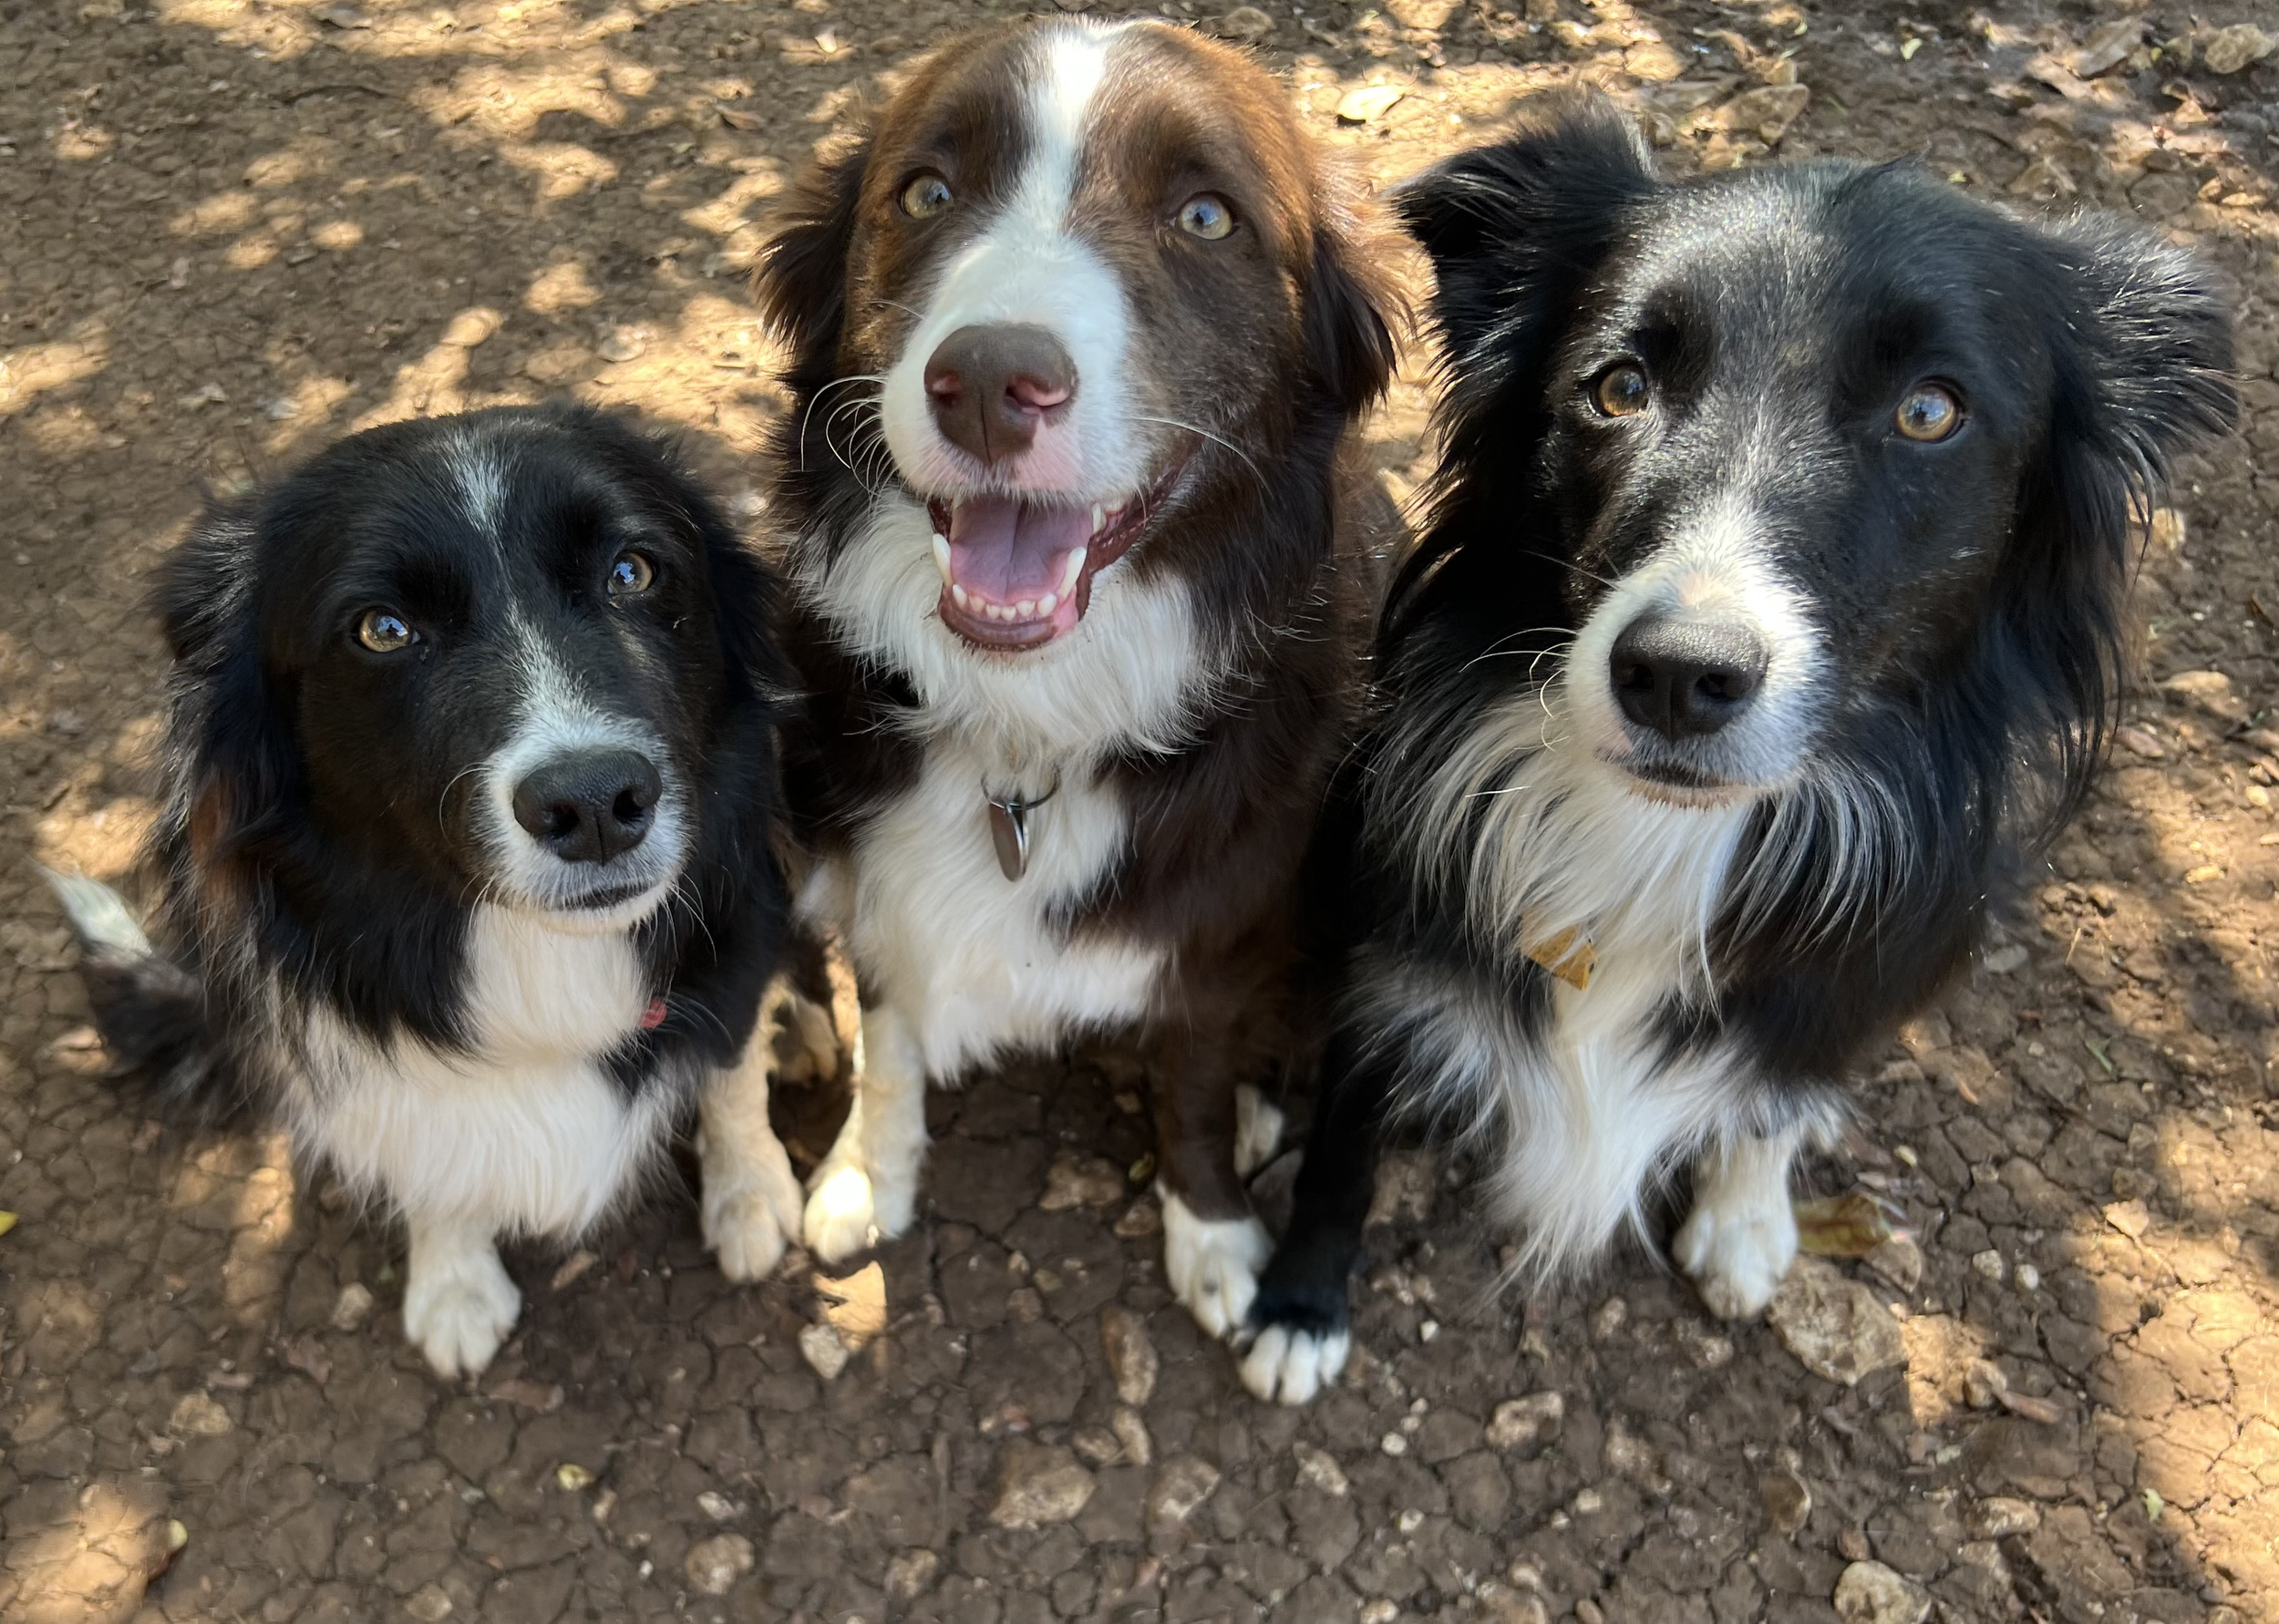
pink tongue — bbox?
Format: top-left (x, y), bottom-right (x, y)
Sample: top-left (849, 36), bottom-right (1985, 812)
top-left (946, 497), bottom-right (1091, 601)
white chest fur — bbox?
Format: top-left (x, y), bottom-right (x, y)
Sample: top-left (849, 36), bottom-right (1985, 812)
top-left (808, 734), bottom-right (1165, 1079)
top-left (795, 502), bottom-right (1208, 1083)
top-left (283, 906), bottom-right (679, 1239)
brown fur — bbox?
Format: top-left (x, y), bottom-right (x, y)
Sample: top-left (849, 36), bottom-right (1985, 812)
top-left (757, 18), bottom-right (1401, 1228)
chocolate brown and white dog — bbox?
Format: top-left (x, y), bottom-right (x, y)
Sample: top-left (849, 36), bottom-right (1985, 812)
top-left (754, 17), bottom-right (1397, 1334)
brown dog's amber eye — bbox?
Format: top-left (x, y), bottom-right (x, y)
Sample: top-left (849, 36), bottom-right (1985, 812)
top-left (606, 550), bottom-right (655, 597)
top-left (1175, 194), bottom-right (1233, 241)
top-left (900, 172), bottom-right (954, 219)
top-left (356, 609), bottom-right (417, 653)
top-left (1592, 364), bottom-right (1650, 417)
top-left (1894, 382), bottom-right (1963, 442)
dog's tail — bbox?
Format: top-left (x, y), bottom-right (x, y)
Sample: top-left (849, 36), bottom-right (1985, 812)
top-left (43, 869), bottom-right (234, 1118)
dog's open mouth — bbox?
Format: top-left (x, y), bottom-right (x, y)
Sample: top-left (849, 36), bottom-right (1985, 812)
top-left (925, 459), bottom-right (1185, 651)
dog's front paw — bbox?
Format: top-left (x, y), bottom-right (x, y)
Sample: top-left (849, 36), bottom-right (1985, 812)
top-left (704, 1144), bottom-right (804, 1283)
top-left (1239, 1322), bottom-right (1350, 1405)
top-left (802, 1154), bottom-right (916, 1265)
top-left (403, 1244), bottom-right (521, 1379)
top-left (1160, 1191), bottom-right (1270, 1339)
top-left (1674, 1185), bottom-right (1798, 1320)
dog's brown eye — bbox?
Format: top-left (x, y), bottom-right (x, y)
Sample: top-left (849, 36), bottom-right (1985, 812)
top-left (1175, 194), bottom-right (1233, 241)
top-left (356, 609), bottom-right (417, 653)
top-left (607, 551), bottom-right (655, 597)
top-left (1894, 383), bottom-right (1963, 443)
top-left (900, 172), bottom-right (954, 220)
top-left (1592, 365), bottom-right (1649, 417)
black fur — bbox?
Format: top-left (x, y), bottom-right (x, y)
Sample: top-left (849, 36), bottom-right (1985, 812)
top-left (1253, 93), bottom-right (2236, 1366)
top-left (73, 405), bottom-right (789, 1115)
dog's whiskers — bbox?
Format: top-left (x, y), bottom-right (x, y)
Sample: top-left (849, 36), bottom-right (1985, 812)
top-left (1133, 414), bottom-right (1266, 493)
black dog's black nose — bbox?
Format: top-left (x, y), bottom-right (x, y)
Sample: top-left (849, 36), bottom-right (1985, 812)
top-left (1609, 616), bottom-right (1770, 739)
top-left (511, 749), bottom-right (662, 864)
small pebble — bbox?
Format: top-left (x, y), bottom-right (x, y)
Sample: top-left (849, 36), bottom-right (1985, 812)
top-left (329, 1282), bottom-right (374, 1331)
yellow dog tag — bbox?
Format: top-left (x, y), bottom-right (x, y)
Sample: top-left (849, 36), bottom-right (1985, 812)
top-left (1524, 925), bottom-right (1596, 991)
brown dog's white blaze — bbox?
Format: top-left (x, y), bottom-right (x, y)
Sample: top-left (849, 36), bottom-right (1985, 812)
top-left (794, 17), bottom-right (1354, 653)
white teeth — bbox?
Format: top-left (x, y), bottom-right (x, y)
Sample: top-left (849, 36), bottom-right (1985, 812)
top-left (1037, 592), bottom-right (1057, 616)
top-left (1059, 548), bottom-right (1087, 597)
top-left (1091, 505), bottom-right (1104, 532)
top-left (1017, 599), bottom-right (1036, 619)
top-left (951, 583), bottom-right (969, 609)
top-left (931, 533), bottom-right (953, 584)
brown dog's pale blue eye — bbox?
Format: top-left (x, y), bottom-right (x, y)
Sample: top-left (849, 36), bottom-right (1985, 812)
top-left (607, 550), bottom-right (655, 597)
top-left (1176, 194), bottom-right (1234, 241)
top-left (356, 609), bottom-right (416, 653)
top-left (1592, 364), bottom-right (1650, 417)
top-left (1895, 382), bottom-right (1964, 442)
top-left (900, 172), bottom-right (954, 219)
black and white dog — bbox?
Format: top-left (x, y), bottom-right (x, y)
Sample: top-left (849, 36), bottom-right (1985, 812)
top-left (1242, 94), bottom-right (2236, 1402)
top-left (50, 406), bottom-right (804, 1378)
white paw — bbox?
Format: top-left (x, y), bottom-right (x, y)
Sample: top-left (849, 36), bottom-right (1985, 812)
top-left (704, 1143), bottom-right (804, 1283)
top-left (403, 1245), bottom-right (521, 1379)
top-left (1238, 1323), bottom-right (1349, 1405)
top-left (1160, 1191), bottom-right (1270, 1339)
top-left (1233, 1085), bottom-right (1285, 1179)
top-left (803, 1162), bottom-right (876, 1264)
top-left (801, 1154), bottom-right (916, 1265)
top-left (1673, 1186), bottom-right (1798, 1320)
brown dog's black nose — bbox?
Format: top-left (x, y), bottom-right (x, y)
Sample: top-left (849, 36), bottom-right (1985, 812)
top-left (923, 324), bottom-right (1075, 466)
top-left (1609, 615), bottom-right (1769, 739)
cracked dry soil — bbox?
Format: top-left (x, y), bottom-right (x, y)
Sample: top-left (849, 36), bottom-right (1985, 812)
top-left (4, 0), bottom-right (2278, 1620)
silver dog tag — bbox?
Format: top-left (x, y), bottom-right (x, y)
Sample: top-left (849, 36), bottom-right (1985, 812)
top-left (987, 797), bottom-right (1031, 882)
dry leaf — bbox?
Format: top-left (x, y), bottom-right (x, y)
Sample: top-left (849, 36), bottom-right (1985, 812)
top-left (1793, 1190), bottom-right (1903, 1259)
top-left (816, 1261), bottom-right (889, 1345)
top-left (1337, 85), bottom-right (1405, 123)
top-left (1524, 925), bottom-right (1595, 990)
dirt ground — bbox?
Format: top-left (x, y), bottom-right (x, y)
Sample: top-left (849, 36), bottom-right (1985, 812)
top-left (4, 0), bottom-right (2278, 1620)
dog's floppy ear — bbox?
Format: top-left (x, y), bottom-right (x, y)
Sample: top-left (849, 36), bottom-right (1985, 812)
top-left (1394, 89), bottom-right (1658, 378)
top-left (152, 504), bottom-right (298, 869)
top-left (1304, 168), bottom-right (1402, 418)
top-left (1381, 93), bottom-right (1657, 639)
top-left (752, 137), bottom-right (871, 373)
top-left (2039, 214), bottom-right (2236, 504)
top-left (2011, 214), bottom-right (2235, 810)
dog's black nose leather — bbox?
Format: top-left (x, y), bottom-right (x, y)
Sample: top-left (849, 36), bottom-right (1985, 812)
top-left (923, 324), bottom-right (1076, 466)
top-left (1609, 616), bottom-right (1769, 739)
top-left (512, 749), bottom-right (661, 864)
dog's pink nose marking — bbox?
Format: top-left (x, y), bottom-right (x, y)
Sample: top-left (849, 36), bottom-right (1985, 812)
top-left (924, 324), bottom-right (1077, 466)
top-left (1006, 376), bottom-right (1069, 411)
